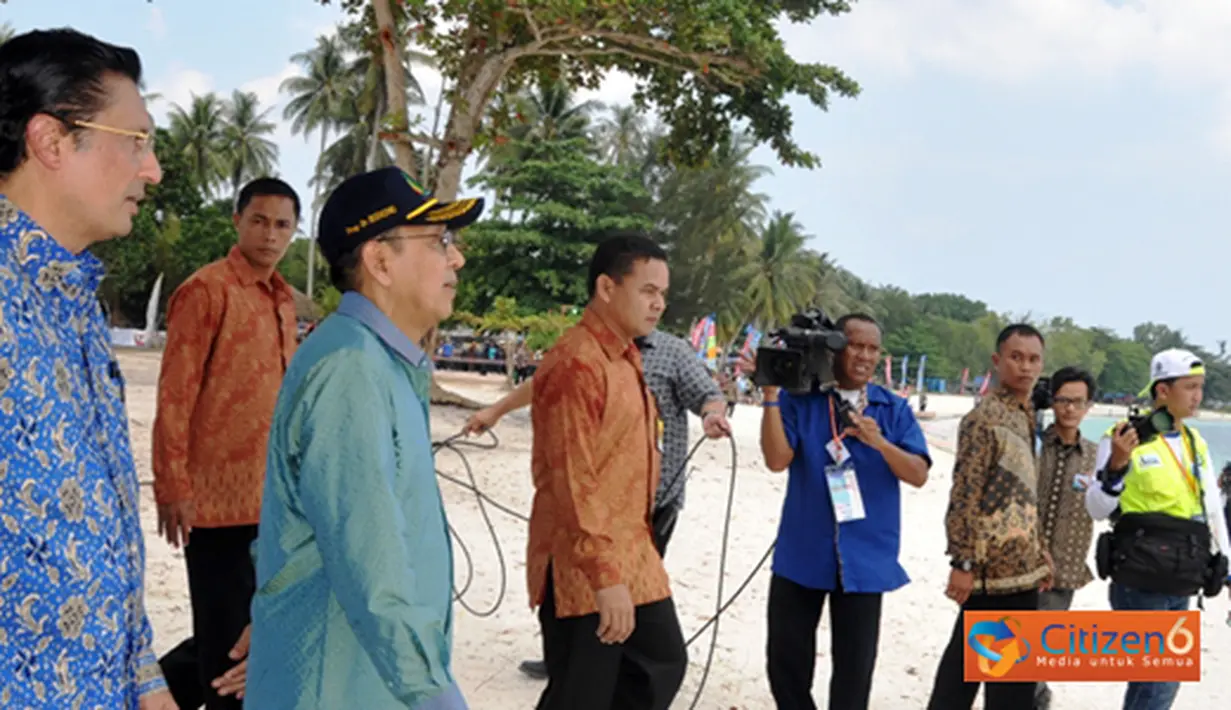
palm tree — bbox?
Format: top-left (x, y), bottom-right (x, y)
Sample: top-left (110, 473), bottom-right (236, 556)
top-left (735, 211), bottom-right (819, 330)
top-left (337, 10), bottom-right (434, 170)
top-left (654, 132), bottom-right (772, 333)
top-left (281, 33), bottom-right (352, 299)
top-left (166, 93), bottom-right (229, 197)
top-left (594, 104), bottom-right (646, 167)
top-left (477, 81), bottom-right (603, 218)
top-left (1, 22), bottom-right (16, 45)
top-left (221, 90), bottom-right (279, 197)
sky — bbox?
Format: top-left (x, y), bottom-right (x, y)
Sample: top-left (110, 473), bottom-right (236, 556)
top-left (4, 0), bottom-right (1229, 350)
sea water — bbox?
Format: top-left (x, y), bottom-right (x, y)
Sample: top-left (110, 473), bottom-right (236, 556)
top-left (1080, 416), bottom-right (1231, 470)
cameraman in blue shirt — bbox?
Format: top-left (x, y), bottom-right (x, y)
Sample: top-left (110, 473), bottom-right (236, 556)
top-left (749, 314), bottom-right (931, 710)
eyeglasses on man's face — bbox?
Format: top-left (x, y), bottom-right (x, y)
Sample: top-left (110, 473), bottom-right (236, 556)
top-left (1052, 396), bottom-right (1089, 410)
top-left (50, 114), bottom-right (156, 158)
top-left (378, 229), bottom-right (459, 253)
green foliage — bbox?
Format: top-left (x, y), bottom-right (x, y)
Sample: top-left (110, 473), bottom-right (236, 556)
top-left (456, 116), bottom-right (653, 315)
top-left (315, 0), bottom-right (860, 182)
top-left (317, 286), bottom-right (344, 315)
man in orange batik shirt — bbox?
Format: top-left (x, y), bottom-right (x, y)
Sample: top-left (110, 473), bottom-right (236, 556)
top-left (527, 233), bottom-right (687, 710)
top-left (152, 177), bottom-right (301, 710)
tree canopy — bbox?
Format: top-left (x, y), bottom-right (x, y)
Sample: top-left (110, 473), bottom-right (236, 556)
top-left (313, 0), bottom-right (859, 197)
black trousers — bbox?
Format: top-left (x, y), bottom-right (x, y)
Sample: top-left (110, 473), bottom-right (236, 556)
top-left (159, 525), bottom-right (258, 710)
top-left (536, 569), bottom-right (688, 710)
top-left (651, 504), bottom-right (680, 558)
top-left (766, 574), bottom-right (884, 710)
top-left (926, 589), bottom-right (1039, 710)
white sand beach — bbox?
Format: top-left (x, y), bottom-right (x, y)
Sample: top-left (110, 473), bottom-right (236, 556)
top-left (122, 353), bottom-right (1231, 709)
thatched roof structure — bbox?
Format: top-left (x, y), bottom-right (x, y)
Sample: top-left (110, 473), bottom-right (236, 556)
top-left (289, 286), bottom-right (320, 321)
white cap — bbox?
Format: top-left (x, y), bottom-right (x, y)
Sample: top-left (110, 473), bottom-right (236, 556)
top-left (1140, 348), bottom-right (1205, 397)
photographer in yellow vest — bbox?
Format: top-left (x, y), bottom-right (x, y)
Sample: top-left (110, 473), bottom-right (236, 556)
top-left (1085, 348), bottom-right (1231, 710)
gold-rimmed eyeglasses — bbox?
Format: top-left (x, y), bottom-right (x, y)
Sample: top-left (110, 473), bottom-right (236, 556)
top-left (61, 117), bottom-right (156, 157)
top-left (378, 229), bottom-right (460, 253)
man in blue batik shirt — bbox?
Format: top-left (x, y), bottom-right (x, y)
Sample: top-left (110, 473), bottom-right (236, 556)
top-left (0, 30), bottom-right (173, 710)
top-left (748, 314), bottom-right (931, 710)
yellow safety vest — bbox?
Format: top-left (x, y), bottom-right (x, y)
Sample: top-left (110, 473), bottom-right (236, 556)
top-left (1105, 422), bottom-right (1211, 520)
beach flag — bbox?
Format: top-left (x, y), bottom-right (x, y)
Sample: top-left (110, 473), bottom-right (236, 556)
top-left (915, 354), bottom-right (928, 393)
top-left (704, 314), bottom-right (719, 369)
top-left (884, 354), bottom-right (893, 387)
top-left (740, 325), bottom-right (762, 358)
top-left (688, 317), bottom-right (708, 350)
top-left (978, 370), bottom-right (992, 396)
top-left (900, 355), bottom-right (910, 395)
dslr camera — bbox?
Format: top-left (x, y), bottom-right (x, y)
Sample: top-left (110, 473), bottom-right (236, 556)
top-left (752, 308), bottom-right (847, 394)
top-left (1123, 404), bottom-right (1176, 445)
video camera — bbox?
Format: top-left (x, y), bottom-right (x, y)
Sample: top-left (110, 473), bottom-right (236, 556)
top-left (752, 308), bottom-right (848, 396)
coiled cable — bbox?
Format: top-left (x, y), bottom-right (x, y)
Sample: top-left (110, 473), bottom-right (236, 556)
top-left (432, 429), bottom-right (776, 709)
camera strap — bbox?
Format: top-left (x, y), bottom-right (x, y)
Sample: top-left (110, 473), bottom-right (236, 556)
top-left (827, 395), bottom-right (851, 444)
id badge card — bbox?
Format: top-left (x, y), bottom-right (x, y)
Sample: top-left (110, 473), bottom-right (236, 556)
top-left (825, 442), bottom-right (866, 523)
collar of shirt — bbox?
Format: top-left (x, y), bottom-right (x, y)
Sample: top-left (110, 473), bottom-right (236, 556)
top-left (1, 194), bottom-right (105, 306)
top-left (993, 386), bottom-right (1034, 417)
top-left (335, 291), bottom-right (431, 369)
top-left (580, 307), bottom-right (637, 362)
top-left (1041, 423), bottom-right (1088, 453)
top-left (225, 245), bottom-right (291, 293)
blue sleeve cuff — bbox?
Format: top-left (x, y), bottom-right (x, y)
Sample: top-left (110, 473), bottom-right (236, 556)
top-left (413, 682), bottom-right (468, 710)
top-left (135, 646), bottom-right (168, 697)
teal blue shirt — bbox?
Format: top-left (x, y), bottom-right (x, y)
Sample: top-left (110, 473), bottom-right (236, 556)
top-left (246, 292), bottom-right (465, 709)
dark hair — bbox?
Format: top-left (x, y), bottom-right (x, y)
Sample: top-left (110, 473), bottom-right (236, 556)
top-left (836, 312), bottom-right (881, 334)
top-left (1050, 366), bottom-right (1096, 400)
top-left (236, 177), bottom-right (301, 221)
top-left (586, 232), bottom-right (668, 298)
top-left (0, 29), bottom-right (143, 178)
top-left (1149, 378), bottom-right (1176, 401)
top-left (996, 322), bottom-right (1045, 351)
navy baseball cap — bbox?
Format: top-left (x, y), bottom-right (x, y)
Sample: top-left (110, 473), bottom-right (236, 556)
top-left (316, 166), bottom-right (485, 265)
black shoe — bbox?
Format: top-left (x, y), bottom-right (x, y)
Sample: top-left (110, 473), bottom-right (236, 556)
top-left (518, 659), bottom-right (548, 680)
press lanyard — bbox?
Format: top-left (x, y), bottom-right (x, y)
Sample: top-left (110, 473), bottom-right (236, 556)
top-left (1159, 430), bottom-right (1200, 498)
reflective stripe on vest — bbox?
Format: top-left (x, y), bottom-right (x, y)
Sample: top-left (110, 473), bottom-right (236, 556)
top-left (1105, 422), bottom-right (1210, 519)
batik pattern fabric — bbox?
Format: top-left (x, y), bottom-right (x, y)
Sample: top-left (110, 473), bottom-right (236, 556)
top-left (1036, 424), bottom-right (1097, 590)
top-left (526, 309), bottom-right (671, 619)
top-left (0, 196), bottom-right (164, 708)
top-left (152, 246), bottom-right (298, 527)
top-left (944, 388), bottom-right (1051, 594)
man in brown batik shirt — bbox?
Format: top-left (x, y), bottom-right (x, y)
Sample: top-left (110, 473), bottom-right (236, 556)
top-left (1034, 366), bottom-right (1098, 709)
top-left (526, 233), bottom-right (687, 710)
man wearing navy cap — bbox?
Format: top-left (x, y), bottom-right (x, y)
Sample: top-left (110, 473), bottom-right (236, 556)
top-left (223, 166), bottom-right (483, 709)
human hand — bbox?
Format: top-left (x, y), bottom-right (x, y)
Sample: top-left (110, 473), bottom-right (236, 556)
top-left (461, 406), bottom-right (502, 436)
top-left (595, 584), bottom-right (635, 644)
top-left (736, 353), bottom-right (756, 376)
top-left (138, 690), bottom-right (178, 710)
top-left (212, 624), bottom-right (251, 698)
top-left (845, 413), bottom-right (887, 451)
top-left (702, 410), bottom-right (732, 438)
top-left (946, 568), bottom-right (975, 605)
top-left (156, 501), bottom-right (194, 549)
top-left (1108, 423), bottom-right (1139, 470)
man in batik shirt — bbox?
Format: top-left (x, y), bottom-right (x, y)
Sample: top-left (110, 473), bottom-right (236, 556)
top-left (0, 29), bottom-right (172, 710)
